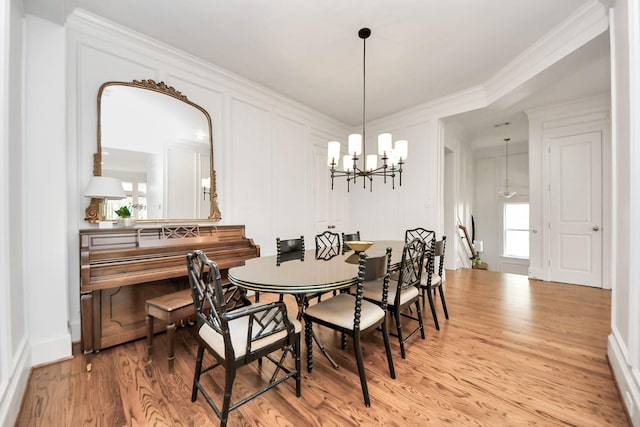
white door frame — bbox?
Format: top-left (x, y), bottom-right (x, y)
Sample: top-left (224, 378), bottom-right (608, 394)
top-left (526, 96), bottom-right (611, 289)
top-left (545, 131), bottom-right (603, 286)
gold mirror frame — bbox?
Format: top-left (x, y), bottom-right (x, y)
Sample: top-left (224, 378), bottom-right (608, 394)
top-left (85, 79), bottom-right (221, 223)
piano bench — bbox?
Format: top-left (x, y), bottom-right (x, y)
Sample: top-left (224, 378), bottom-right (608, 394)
top-left (145, 289), bottom-right (195, 371)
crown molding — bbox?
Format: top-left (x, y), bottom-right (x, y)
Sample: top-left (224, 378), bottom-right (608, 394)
top-left (524, 92), bottom-right (610, 122)
top-left (373, 0), bottom-right (609, 126)
top-left (484, 0), bottom-right (609, 105)
top-left (65, 9), bottom-right (348, 132)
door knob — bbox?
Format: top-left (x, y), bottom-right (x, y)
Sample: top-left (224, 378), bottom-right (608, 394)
top-left (593, 226), bottom-right (599, 231)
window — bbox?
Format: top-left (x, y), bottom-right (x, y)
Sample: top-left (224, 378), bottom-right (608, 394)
top-left (105, 180), bottom-right (148, 220)
top-left (503, 202), bottom-right (529, 258)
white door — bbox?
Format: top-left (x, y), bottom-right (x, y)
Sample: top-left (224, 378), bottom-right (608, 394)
top-left (548, 131), bottom-right (602, 287)
top-left (312, 144), bottom-right (345, 235)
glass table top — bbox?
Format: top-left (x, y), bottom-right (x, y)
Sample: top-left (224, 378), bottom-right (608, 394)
top-left (228, 240), bottom-right (405, 294)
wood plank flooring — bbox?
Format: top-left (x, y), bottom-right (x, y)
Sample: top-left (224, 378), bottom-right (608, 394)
top-left (16, 269), bottom-right (629, 426)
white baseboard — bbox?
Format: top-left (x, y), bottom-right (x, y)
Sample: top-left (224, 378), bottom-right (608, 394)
top-left (608, 332), bottom-right (640, 426)
top-left (30, 333), bottom-right (72, 366)
top-left (0, 341), bottom-right (31, 427)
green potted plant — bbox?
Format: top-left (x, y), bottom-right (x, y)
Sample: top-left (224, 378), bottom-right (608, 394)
top-left (114, 205), bottom-right (134, 227)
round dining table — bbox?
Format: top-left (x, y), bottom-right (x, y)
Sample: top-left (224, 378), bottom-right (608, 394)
top-left (228, 240), bottom-right (405, 295)
top-left (228, 240), bottom-right (406, 369)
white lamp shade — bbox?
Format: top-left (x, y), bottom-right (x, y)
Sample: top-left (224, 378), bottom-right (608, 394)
top-left (84, 176), bottom-right (126, 199)
top-left (201, 177), bottom-right (211, 188)
top-left (327, 140), bottom-right (341, 166)
top-left (348, 134), bottom-right (362, 155)
top-left (377, 133), bottom-right (392, 155)
top-left (395, 140), bottom-right (408, 160)
top-left (343, 155), bottom-right (354, 172)
top-left (473, 240), bottom-right (484, 253)
top-left (366, 154), bottom-right (377, 171)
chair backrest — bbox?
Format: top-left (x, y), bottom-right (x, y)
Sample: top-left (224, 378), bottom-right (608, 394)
top-left (276, 236), bottom-right (305, 264)
top-left (404, 227), bottom-right (435, 251)
top-left (315, 230), bottom-right (340, 248)
top-left (187, 250), bottom-right (292, 362)
top-left (354, 249), bottom-right (392, 327)
top-left (341, 231), bottom-right (361, 252)
top-left (186, 250), bottom-right (252, 358)
top-left (315, 231), bottom-right (340, 260)
top-left (434, 236), bottom-right (446, 276)
top-left (277, 236), bottom-right (305, 254)
top-left (363, 250), bottom-right (390, 281)
top-left (396, 239), bottom-right (426, 292)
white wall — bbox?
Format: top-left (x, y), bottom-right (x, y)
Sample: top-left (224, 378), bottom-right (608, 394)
top-left (444, 123), bottom-right (475, 270)
top-left (25, 15), bottom-right (70, 365)
top-left (64, 10), bottom-right (351, 340)
top-left (608, 0), bottom-right (640, 424)
top-left (0, 1), bottom-right (31, 425)
top-left (347, 114), bottom-right (442, 241)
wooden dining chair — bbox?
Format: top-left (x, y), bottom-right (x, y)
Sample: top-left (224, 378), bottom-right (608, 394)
top-left (403, 227), bottom-right (437, 301)
top-left (422, 236), bottom-right (449, 330)
top-left (362, 239), bottom-right (427, 359)
top-left (186, 250), bottom-right (301, 427)
top-left (303, 250), bottom-right (395, 407)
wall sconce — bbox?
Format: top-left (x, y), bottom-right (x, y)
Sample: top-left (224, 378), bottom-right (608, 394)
top-left (84, 176), bottom-right (126, 226)
top-left (201, 177), bottom-right (211, 201)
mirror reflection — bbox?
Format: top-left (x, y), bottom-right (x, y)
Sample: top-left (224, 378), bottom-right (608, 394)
top-left (91, 80), bottom-right (221, 222)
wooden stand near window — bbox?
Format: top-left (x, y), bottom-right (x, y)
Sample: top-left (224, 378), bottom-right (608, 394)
top-left (458, 224), bottom-right (488, 270)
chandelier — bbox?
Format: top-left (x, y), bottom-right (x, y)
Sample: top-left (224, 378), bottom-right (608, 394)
top-left (327, 28), bottom-right (408, 192)
top-left (501, 138), bottom-right (516, 198)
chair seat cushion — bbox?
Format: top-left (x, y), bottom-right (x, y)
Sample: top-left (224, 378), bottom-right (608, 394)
top-left (420, 273), bottom-right (441, 287)
top-left (362, 278), bottom-right (419, 307)
top-left (199, 303), bottom-right (301, 360)
top-left (304, 294), bottom-right (385, 330)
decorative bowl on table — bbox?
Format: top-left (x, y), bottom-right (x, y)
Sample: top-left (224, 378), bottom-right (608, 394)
top-left (344, 240), bottom-right (374, 253)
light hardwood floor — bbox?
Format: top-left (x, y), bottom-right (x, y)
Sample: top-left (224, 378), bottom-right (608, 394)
top-left (16, 269), bottom-right (629, 426)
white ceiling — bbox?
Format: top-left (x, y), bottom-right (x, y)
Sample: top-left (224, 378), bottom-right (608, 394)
top-left (28, 0), bottom-right (610, 143)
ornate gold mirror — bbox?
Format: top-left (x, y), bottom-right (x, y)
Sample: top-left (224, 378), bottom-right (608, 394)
top-left (85, 80), bottom-right (221, 223)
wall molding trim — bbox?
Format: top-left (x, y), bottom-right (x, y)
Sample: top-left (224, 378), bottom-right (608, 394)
top-left (608, 330), bottom-right (640, 425)
top-left (0, 340), bottom-right (30, 427)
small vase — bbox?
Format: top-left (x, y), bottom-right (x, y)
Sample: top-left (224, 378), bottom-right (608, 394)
top-left (122, 217), bottom-right (134, 227)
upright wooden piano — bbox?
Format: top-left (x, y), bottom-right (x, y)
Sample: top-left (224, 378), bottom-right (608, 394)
top-left (79, 224), bottom-right (260, 353)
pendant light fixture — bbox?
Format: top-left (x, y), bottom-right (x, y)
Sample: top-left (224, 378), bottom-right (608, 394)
top-left (501, 137), bottom-right (516, 199)
top-left (327, 28), bottom-right (408, 192)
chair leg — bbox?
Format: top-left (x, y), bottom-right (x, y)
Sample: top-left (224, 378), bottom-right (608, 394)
top-left (381, 318), bottom-right (396, 379)
top-left (191, 343), bottom-right (205, 401)
top-left (220, 367), bottom-right (236, 427)
top-left (438, 286), bottom-right (449, 319)
top-left (415, 300), bottom-right (426, 340)
top-left (353, 333), bottom-right (371, 407)
top-left (427, 286), bottom-right (440, 330)
top-left (305, 320), bottom-right (314, 373)
top-left (294, 335), bottom-right (301, 397)
top-left (394, 309), bottom-right (406, 359)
